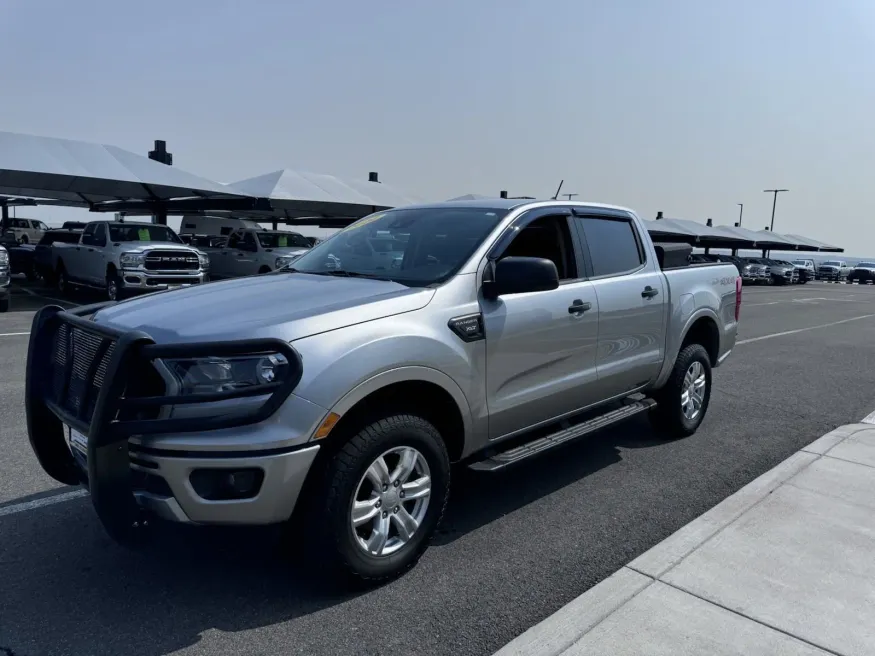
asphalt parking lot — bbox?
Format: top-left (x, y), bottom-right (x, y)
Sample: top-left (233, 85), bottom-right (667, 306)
top-left (3, 280), bottom-right (875, 656)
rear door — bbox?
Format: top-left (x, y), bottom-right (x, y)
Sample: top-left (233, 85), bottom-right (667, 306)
top-left (571, 210), bottom-right (668, 399)
top-left (482, 207), bottom-right (601, 439)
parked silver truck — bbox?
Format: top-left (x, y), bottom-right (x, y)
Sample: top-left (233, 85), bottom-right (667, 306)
top-left (202, 228), bottom-right (312, 279)
top-left (52, 221), bottom-right (210, 300)
top-left (25, 199), bottom-right (740, 582)
top-left (0, 245), bottom-right (9, 312)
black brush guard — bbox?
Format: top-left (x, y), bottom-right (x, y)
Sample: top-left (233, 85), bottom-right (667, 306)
top-left (25, 303), bottom-right (302, 544)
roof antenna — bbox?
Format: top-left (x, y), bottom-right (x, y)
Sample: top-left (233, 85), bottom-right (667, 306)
top-left (552, 180), bottom-right (564, 200)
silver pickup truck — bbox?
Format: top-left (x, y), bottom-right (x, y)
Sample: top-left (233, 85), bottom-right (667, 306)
top-left (52, 221), bottom-right (210, 300)
top-left (203, 228), bottom-right (311, 279)
top-left (25, 199), bottom-right (740, 583)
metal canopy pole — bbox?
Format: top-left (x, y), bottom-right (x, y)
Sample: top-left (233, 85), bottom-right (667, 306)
top-left (0, 203), bottom-right (8, 233)
top-left (148, 140), bottom-right (173, 226)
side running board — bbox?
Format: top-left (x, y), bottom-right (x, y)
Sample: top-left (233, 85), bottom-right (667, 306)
top-left (469, 398), bottom-right (656, 472)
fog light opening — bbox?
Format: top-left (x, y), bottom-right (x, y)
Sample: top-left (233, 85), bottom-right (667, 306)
top-left (189, 468), bottom-right (265, 501)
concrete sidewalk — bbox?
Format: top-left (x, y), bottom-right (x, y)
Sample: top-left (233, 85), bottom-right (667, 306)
top-left (495, 423), bottom-right (875, 656)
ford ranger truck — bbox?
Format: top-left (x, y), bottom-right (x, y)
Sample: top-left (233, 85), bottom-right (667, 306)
top-left (52, 221), bottom-right (210, 301)
top-left (25, 199), bottom-right (740, 583)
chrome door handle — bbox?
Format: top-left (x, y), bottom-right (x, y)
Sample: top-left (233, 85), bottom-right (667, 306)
top-left (568, 299), bottom-right (592, 314)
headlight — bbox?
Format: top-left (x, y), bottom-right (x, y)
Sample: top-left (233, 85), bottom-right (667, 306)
top-left (276, 254), bottom-right (302, 269)
top-left (120, 252), bottom-right (146, 267)
top-left (198, 253), bottom-right (210, 269)
top-left (164, 354), bottom-right (290, 395)
top-left (742, 265), bottom-right (752, 273)
top-left (0, 249), bottom-right (7, 266)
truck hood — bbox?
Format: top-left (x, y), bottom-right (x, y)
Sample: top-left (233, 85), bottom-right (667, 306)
top-left (113, 242), bottom-right (200, 255)
top-left (91, 272), bottom-right (434, 343)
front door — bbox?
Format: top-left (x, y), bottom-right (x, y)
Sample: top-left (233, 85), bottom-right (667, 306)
top-left (572, 212), bottom-right (668, 399)
top-left (482, 212), bottom-right (601, 440)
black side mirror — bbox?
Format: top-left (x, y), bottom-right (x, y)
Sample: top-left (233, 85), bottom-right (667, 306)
top-left (483, 256), bottom-right (559, 299)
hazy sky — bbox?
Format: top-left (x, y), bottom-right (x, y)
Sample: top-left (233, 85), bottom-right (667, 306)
top-left (2, 0), bottom-right (874, 253)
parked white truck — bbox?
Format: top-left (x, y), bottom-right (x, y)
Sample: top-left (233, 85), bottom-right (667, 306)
top-left (202, 228), bottom-right (311, 279)
top-left (52, 221), bottom-right (210, 300)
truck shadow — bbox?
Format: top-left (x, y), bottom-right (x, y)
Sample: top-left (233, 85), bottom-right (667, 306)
top-left (435, 414), bottom-right (659, 545)
top-left (0, 416), bottom-right (662, 656)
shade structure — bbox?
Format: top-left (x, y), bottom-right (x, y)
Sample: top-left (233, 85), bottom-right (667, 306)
top-left (0, 131), bottom-right (248, 206)
top-left (641, 218), bottom-right (699, 240)
top-left (784, 233), bottom-right (844, 253)
top-left (223, 169), bottom-right (422, 220)
top-left (752, 229), bottom-right (798, 250)
top-left (648, 217), bottom-right (748, 248)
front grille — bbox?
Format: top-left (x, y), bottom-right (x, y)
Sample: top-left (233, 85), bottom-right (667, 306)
top-left (48, 322), bottom-right (166, 427)
top-left (144, 250), bottom-right (199, 271)
top-left (50, 323), bottom-right (116, 424)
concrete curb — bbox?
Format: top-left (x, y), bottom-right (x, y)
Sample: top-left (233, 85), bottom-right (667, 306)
top-left (494, 423), bottom-right (870, 656)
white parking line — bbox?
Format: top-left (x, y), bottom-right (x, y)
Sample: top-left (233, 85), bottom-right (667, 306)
top-left (18, 286), bottom-right (81, 307)
top-left (862, 411), bottom-right (875, 425)
top-left (737, 313), bottom-right (875, 345)
top-left (0, 489), bottom-right (88, 518)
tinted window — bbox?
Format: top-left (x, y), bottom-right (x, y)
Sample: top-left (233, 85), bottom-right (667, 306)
top-left (256, 231), bottom-right (310, 248)
top-left (579, 217), bottom-right (643, 277)
top-left (290, 207), bottom-right (508, 287)
top-left (108, 224), bottom-right (181, 243)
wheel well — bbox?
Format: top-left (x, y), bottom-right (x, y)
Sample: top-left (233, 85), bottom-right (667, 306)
top-left (258, 265), bottom-right (271, 274)
top-left (324, 380), bottom-right (466, 462)
top-left (106, 263), bottom-right (118, 276)
top-left (55, 258), bottom-right (65, 272)
top-left (682, 317), bottom-right (719, 365)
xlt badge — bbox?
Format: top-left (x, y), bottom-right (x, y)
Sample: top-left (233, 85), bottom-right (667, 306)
top-left (448, 313), bottom-right (485, 343)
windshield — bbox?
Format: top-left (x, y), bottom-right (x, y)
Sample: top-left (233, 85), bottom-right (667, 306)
top-left (256, 231), bottom-right (311, 249)
top-left (823, 261), bottom-right (842, 266)
top-left (858, 262), bottom-right (875, 268)
top-left (108, 224), bottom-right (182, 243)
top-left (792, 260), bottom-right (809, 265)
top-left (287, 207), bottom-right (509, 287)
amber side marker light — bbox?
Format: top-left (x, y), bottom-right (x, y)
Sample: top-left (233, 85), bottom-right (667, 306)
top-left (314, 412), bottom-right (341, 439)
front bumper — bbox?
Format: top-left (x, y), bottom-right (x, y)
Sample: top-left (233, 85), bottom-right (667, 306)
top-left (119, 269), bottom-right (208, 292)
top-left (25, 304), bottom-right (317, 542)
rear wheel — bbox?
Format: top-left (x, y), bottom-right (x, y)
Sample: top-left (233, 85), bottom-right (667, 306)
top-left (0, 297), bottom-right (9, 312)
top-left (18, 234), bottom-right (28, 245)
top-left (308, 414), bottom-right (450, 583)
top-left (56, 264), bottom-right (71, 296)
top-left (649, 343), bottom-right (712, 438)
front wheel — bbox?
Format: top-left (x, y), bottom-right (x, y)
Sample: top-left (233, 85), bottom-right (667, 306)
top-left (106, 271), bottom-right (124, 301)
top-left (649, 343), bottom-right (712, 438)
top-left (310, 414), bottom-right (450, 583)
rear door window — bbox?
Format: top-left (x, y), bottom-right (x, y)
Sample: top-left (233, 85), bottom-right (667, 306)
top-left (576, 216), bottom-right (643, 277)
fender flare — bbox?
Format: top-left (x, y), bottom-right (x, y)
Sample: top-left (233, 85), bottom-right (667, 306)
top-left (327, 365), bottom-right (474, 443)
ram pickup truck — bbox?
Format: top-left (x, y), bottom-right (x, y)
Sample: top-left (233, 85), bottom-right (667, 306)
top-left (818, 260), bottom-right (851, 282)
top-left (0, 245), bottom-right (9, 312)
top-left (202, 228), bottom-right (311, 279)
top-left (847, 262), bottom-right (875, 284)
top-left (25, 199), bottom-right (740, 583)
top-left (52, 221), bottom-right (210, 301)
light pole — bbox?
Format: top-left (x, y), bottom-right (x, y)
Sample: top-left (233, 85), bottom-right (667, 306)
top-left (737, 203), bottom-right (744, 227)
top-left (763, 189), bottom-right (789, 231)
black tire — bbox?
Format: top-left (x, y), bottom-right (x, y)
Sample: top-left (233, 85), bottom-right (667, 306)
top-left (649, 343), bottom-right (712, 438)
top-left (56, 264), bottom-right (71, 296)
top-left (106, 270), bottom-right (123, 301)
top-left (309, 414), bottom-right (450, 584)
top-left (19, 234), bottom-right (28, 245)
top-left (0, 297), bottom-right (9, 313)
